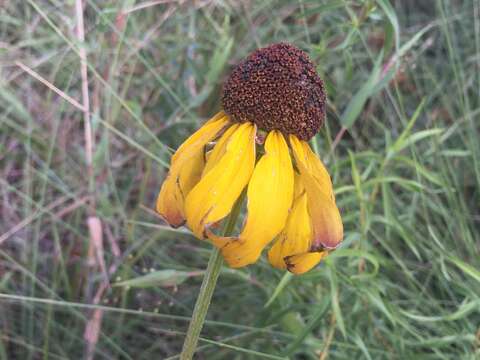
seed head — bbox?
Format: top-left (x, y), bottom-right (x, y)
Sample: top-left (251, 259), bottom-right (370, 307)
top-left (221, 43), bottom-right (326, 140)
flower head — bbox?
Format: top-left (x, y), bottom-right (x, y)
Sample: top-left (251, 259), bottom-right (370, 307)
top-left (156, 43), bottom-right (343, 274)
top-left (222, 43), bottom-right (326, 140)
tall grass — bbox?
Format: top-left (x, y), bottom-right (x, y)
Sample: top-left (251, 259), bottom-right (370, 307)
top-left (1, 0), bottom-right (479, 359)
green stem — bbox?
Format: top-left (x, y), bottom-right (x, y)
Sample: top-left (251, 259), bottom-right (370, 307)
top-left (180, 199), bottom-right (242, 359)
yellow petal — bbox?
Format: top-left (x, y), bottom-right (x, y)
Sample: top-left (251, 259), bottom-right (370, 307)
top-left (289, 135), bottom-right (334, 200)
top-left (185, 122), bottom-right (256, 238)
top-left (178, 150), bottom-right (205, 200)
top-left (290, 135), bottom-right (343, 249)
top-left (156, 174), bottom-right (185, 227)
top-left (202, 123), bottom-right (239, 176)
top-left (293, 172), bottom-right (305, 199)
top-left (268, 192), bottom-right (311, 269)
top-left (211, 130), bottom-right (294, 268)
top-left (303, 176), bottom-right (343, 249)
top-left (172, 112), bottom-right (228, 170)
top-left (285, 251), bottom-right (328, 275)
top-left (156, 113), bottom-right (229, 227)
top-left (156, 150), bottom-right (205, 227)
top-left (215, 241), bottom-right (264, 268)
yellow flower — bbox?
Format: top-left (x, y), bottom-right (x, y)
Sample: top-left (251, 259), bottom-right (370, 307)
top-left (156, 43), bottom-right (343, 274)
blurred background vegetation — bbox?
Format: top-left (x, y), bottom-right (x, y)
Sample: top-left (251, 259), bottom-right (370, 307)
top-left (1, 0), bottom-right (479, 359)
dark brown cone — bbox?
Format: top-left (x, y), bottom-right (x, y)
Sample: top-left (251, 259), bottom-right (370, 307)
top-left (221, 43), bottom-right (326, 141)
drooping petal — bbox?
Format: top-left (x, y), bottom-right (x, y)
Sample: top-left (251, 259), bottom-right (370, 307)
top-left (158, 149), bottom-right (205, 226)
top-left (285, 251), bottom-right (328, 275)
top-left (156, 172), bottom-right (186, 227)
top-left (268, 192), bottom-right (311, 269)
top-left (202, 123), bottom-right (239, 176)
top-left (185, 122), bottom-right (256, 239)
top-left (178, 150), bottom-right (205, 197)
top-left (290, 135), bottom-right (343, 249)
top-left (293, 172), bottom-right (305, 200)
top-left (289, 135), bottom-right (334, 200)
top-left (172, 112), bottom-right (228, 169)
top-left (210, 130), bottom-right (294, 268)
top-left (156, 113), bottom-right (229, 227)
top-left (300, 168), bottom-right (343, 249)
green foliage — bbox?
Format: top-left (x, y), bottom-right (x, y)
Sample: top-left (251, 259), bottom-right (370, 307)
top-left (114, 270), bottom-right (203, 289)
top-left (1, 0), bottom-right (479, 359)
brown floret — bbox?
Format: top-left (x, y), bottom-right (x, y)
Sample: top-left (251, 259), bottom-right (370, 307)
top-left (221, 43), bottom-right (326, 140)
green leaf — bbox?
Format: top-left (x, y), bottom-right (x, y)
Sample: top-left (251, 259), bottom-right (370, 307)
top-left (340, 50), bottom-right (383, 128)
top-left (280, 311), bottom-right (305, 336)
top-left (283, 296), bottom-right (330, 356)
top-left (206, 18), bottom-right (233, 85)
top-left (353, 333), bottom-right (373, 360)
top-left (397, 24), bottom-right (433, 58)
top-left (264, 272), bottom-right (293, 308)
top-left (328, 249), bottom-right (380, 279)
top-left (388, 98), bottom-right (426, 156)
top-left (113, 270), bottom-right (203, 288)
top-left (377, 0), bottom-right (400, 51)
top-left (400, 299), bottom-right (480, 322)
top-left (365, 289), bottom-right (396, 325)
top-left (448, 257), bottom-right (480, 284)
top-left (299, 0), bottom-right (345, 17)
top-left (327, 263), bottom-right (346, 337)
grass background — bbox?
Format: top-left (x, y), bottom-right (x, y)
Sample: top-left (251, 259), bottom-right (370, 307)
top-left (1, 0), bottom-right (479, 359)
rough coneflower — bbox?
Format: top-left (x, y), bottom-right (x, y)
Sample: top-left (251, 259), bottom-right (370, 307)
top-left (156, 43), bottom-right (343, 274)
